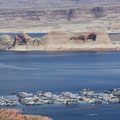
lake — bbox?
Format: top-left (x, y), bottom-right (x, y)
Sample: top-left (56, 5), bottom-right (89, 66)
top-left (0, 51), bottom-right (120, 120)
top-left (0, 33), bottom-right (47, 37)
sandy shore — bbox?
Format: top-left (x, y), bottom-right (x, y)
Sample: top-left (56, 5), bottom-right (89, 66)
top-left (0, 108), bottom-right (52, 120)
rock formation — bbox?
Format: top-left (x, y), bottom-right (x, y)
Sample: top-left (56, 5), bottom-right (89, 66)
top-left (0, 32), bottom-right (113, 51)
top-left (14, 33), bottom-right (32, 46)
top-left (0, 35), bottom-right (14, 50)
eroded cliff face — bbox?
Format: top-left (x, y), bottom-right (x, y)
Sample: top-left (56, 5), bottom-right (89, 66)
top-left (0, 5), bottom-right (119, 22)
top-left (0, 32), bottom-right (112, 51)
top-left (0, 0), bottom-right (119, 8)
top-left (0, 5), bottom-right (119, 33)
top-left (0, 6), bottom-right (108, 22)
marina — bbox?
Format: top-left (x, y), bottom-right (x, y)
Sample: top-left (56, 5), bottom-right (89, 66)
top-left (1, 51), bottom-right (120, 120)
top-left (0, 96), bottom-right (16, 106)
top-left (1, 88), bottom-right (120, 106)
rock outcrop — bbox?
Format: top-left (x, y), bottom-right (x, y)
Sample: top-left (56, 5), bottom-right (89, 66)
top-left (14, 33), bottom-right (32, 46)
top-left (0, 35), bottom-right (14, 50)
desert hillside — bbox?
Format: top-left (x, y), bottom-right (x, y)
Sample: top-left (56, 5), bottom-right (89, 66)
top-left (0, 108), bottom-right (52, 120)
top-left (0, 0), bottom-right (120, 8)
top-left (0, 5), bottom-right (119, 33)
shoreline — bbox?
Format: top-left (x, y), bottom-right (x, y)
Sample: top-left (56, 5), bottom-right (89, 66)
top-left (8, 44), bottom-right (120, 52)
top-left (0, 108), bottom-right (52, 120)
top-left (9, 48), bottom-right (120, 52)
top-left (5, 48), bottom-right (120, 52)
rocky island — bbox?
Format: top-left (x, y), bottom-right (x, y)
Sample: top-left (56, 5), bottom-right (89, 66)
top-left (0, 32), bottom-right (119, 51)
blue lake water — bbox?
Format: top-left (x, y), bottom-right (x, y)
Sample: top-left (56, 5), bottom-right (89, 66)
top-left (0, 32), bottom-right (119, 37)
top-left (0, 33), bottom-right (47, 37)
top-left (0, 51), bottom-right (120, 120)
